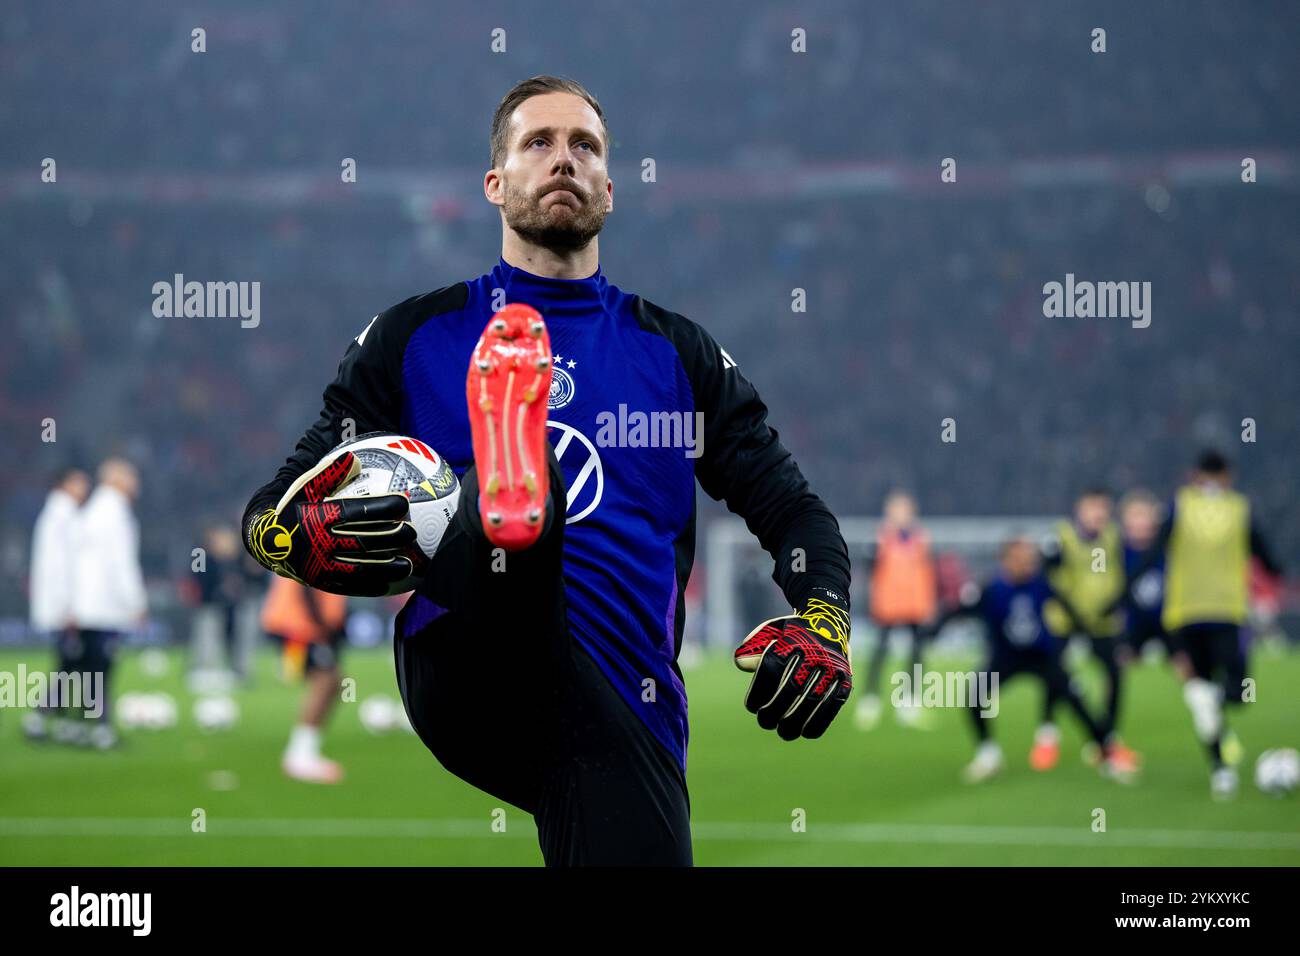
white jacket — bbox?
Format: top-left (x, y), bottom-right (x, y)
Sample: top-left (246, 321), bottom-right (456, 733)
top-left (72, 485), bottom-right (147, 631)
top-left (29, 489), bottom-right (81, 631)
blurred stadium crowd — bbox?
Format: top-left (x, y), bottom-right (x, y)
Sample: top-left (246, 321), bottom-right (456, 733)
top-left (5, 2), bottom-right (1296, 167)
top-left (2, 0), bottom-right (1297, 628)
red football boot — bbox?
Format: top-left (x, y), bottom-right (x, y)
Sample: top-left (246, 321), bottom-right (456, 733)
top-left (466, 304), bottom-right (553, 551)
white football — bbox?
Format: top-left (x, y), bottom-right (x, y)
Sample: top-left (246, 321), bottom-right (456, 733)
top-left (146, 692), bottom-right (178, 730)
top-left (194, 695), bottom-right (239, 733)
top-left (118, 691), bottom-right (177, 731)
top-left (330, 432), bottom-right (461, 595)
top-left (116, 692), bottom-right (151, 730)
top-left (1254, 748), bottom-right (1300, 796)
top-left (359, 695), bottom-right (401, 734)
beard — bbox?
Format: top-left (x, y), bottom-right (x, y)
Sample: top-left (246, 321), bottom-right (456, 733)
top-left (502, 178), bottom-right (608, 253)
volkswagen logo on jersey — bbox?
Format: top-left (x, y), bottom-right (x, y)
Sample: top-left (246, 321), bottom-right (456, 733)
top-left (547, 420), bottom-right (603, 523)
top-left (549, 365), bottom-right (576, 409)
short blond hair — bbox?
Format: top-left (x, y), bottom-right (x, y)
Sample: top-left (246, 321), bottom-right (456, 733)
top-left (490, 75), bottom-right (610, 168)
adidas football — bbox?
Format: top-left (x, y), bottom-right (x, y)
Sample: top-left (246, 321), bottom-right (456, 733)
top-left (330, 432), bottom-right (461, 595)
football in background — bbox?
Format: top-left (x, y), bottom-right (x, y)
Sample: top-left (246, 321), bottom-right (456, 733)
top-left (1254, 748), bottom-right (1300, 797)
top-left (193, 695), bottom-right (239, 733)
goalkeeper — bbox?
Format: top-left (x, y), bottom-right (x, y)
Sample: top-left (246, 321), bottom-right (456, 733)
top-left (240, 76), bottom-right (851, 866)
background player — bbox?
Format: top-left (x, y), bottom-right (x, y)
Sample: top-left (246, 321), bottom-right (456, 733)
top-left (941, 537), bottom-right (1136, 784)
top-left (1117, 450), bottom-right (1283, 799)
top-left (260, 574), bottom-right (349, 784)
top-left (1038, 488), bottom-right (1138, 771)
top-left (189, 522), bottom-right (259, 684)
top-left (23, 467), bottom-right (90, 743)
top-left (856, 490), bottom-right (937, 730)
top-left (1117, 490), bottom-right (1178, 670)
top-left (67, 458), bottom-right (146, 749)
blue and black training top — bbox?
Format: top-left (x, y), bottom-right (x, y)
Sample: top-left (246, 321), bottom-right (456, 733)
top-left (941, 573), bottom-right (1061, 655)
top-left (243, 257), bottom-right (850, 771)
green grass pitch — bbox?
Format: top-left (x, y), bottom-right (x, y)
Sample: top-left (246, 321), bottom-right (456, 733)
top-left (2, 643), bottom-right (1297, 866)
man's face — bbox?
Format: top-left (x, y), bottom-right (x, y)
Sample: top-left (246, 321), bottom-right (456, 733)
top-left (1121, 501), bottom-right (1157, 547)
top-left (1075, 495), bottom-right (1112, 535)
top-left (63, 471), bottom-right (90, 504)
top-left (884, 494), bottom-right (916, 527)
top-left (1002, 540), bottom-right (1039, 582)
top-left (490, 92), bottom-right (613, 253)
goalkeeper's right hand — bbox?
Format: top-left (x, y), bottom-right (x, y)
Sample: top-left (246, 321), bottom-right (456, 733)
top-left (244, 450), bottom-right (417, 597)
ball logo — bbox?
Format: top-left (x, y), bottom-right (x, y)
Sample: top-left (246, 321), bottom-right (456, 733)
top-left (266, 527), bottom-right (293, 560)
top-left (549, 367), bottom-right (576, 410)
top-left (547, 420), bottom-right (602, 524)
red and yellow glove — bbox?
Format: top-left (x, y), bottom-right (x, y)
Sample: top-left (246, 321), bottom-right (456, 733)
top-left (734, 587), bottom-right (852, 740)
top-left (245, 450), bottom-right (416, 597)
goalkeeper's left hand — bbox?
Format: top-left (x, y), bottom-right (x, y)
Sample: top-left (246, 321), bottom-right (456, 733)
top-left (733, 586), bottom-right (852, 740)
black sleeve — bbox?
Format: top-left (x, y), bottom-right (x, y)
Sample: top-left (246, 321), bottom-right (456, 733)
top-left (1249, 519), bottom-right (1283, 576)
top-left (656, 308), bottom-right (850, 612)
top-left (241, 286), bottom-right (464, 536)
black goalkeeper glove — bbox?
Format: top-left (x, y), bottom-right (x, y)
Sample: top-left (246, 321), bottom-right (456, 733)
top-left (244, 449), bottom-right (417, 597)
top-left (733, 586), bottom-right (852, 740)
